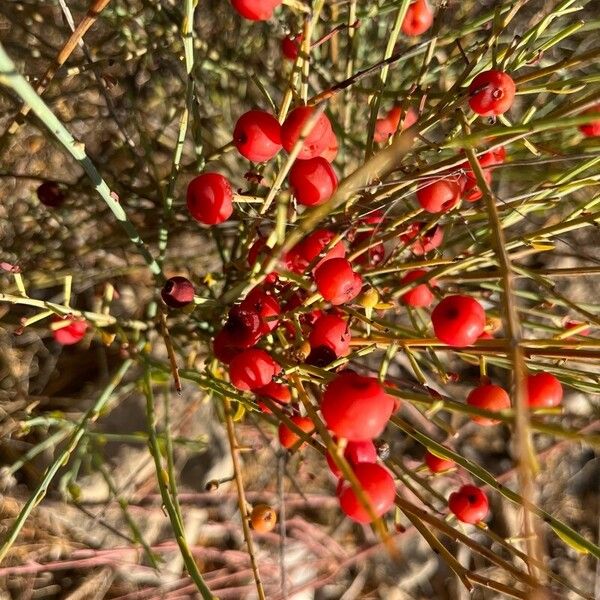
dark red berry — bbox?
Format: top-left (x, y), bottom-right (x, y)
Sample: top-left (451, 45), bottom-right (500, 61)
top-left (36, 181), bottom-right (65, 208)
top-left (289, 157), bottom-right (337, 206)
top-left (213, 328), bottom-right (243, 364)
top-left (468, 70), bottom-right (516, 117)
top-left (161, 276), bottom-right (195, 308)
top-left (233, 110), bottom-right (282, 162)
top-left (321, 371), bottom-right (394, 440)
top-left (240, 286), bottom-right (281, 334)
top-left (313, 258), bottom-right (363, 306)
top-left (187, 173), bottom-right (233, 225)
top-left (223, 305), bottom-right (263, 348)
top-left (449, 484), bottom-right (489, 524)
top-left (432, 295), bottom-right (485, 346)
top-left (579, 105), bottom-right (600, 137)
top-left (281, 34), bottom-right (302, 60)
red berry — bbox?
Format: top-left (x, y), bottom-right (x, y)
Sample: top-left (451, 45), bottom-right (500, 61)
top-left (255, 381), bottom-right (291, 412)
top-left (565, 320), bottom-right (591, 336)
top-left (233, 110), bottom-right (282, 162)
top-left (431, 295), bottom-right (486, 346)
top-left (230, 0), bottom-right (281, 20)
top-left (161, 276), bottom-right (195, 308)
top-left (337, 463), bottom-right (396, 523)
top-left (374, 106), bottom-right (417, 143)
top-left (36, 181), bottom-right (65, 208)
top-left (281, 34), bottom-right (302, 60)
top-left (468, 70), bottom-right (516, 117)
top-left (314, 258), bottom-right (363, 306)
top-left (579, 105), bottom-right (600, 137)
top-left (460, 168), bottom-right (492, 203)
top-left (300, 229), bottom-right (346, 269)
top-left (51, 316), bottom-right (87, 345)
top-left (319, 129), bottom-right (339, 162)
top-left (424, 450), bottom-right (455, 473)
top-left (478, 330), bottom-right (494, 340)
top-left (289, 157), bottom-right (338, 206)
top-left (416, 179), bottom-right (461, 213)
top-left (449, 484), bottom-right (489, 524)
top-left (321, 371), bottom-right (394, 440)
top-left (400, 222), bottom-right (443, 255)
top-left (240, 286), bottom-right (281, 334)
top-left (309, 313), bottom-right (351, 357)
top-left (326, 439), bottom-right (377, 478)
top-left (285, 229), bottom-right (346, 273)
top-left (213, 328), bottom-right (243, 364)
top-left (224, 305), bottom-right (263, 348)
top-left (526, 372), bottom-right (563, 408)
top-left (281, 106), bottom-right (333, 160)
top-left (466, 384), bottom-right (510, 426)
top-left (278, 415), bottom-right (314, 449)
top-left (400, 269), bottom-right (436, 308)
top-left (401, 0), bottom-right (434, 36)
top-left (187, 173), bottom-right (233, 225)
top-left (229, 348), bottom-right (280, 391)
top-left (352, 230), bottom-right (386, 266)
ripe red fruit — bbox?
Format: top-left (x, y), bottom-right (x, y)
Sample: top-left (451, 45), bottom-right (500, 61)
top-left (233, 110), bottom-right (282, 162)
top-left (449, 485), bottom-right (489, 524)
top-left (51, 316), bottom-right (87, 345)
top-left (309, 313), bottom-right (351, 357)
top-left (431, 295), bottom-right (486, 346)
top-left (314, 258), bottom-right (363, 306)
top-left (326, 439), bottom-right (377, 478)
top-left (278, 415), bottom-right (314, 449)
top-left (321, 371), bottom-right (394, 440)
top-left (468, 70), bottom-right (516, 117)
top-left (526, 372), bottom-right (563, 408)
top-left (400, 222), bottom-right (443, 255)
top-left (187, 173), bottom-right (233, 225)
top-left (224, 306), bottom-right (263, 348)
top-left (466, 384), bottom-right (510, 426)
top-left (281, 34), bottom-right (302, 60)
top-left (400, 269), bottom-right (436, 308)
top-left (460, 168), bottom-right (492, 203)
top-left (36, 181), bottom-right (65, 208)
top-left (229, 348), bottom-right (280, 391)
top-left (319, 130), bottom-right (339, 162)
top-left (424, 450), bottom-right (455, 473)
top-left (374, 106), bottom-right (418, 143)
top-left (161, 276), bottom-right (195, 308)
top-left (213, 328), bottom-right (243, 364)
top-left (337, 463), bottom-right (396, 523)
top-left (352, 230), bottom-right (386, 266)
top-left (255, 381), bottom-right (291, 412)
top-left (230, 0), bottom-right (281, 20)
top-left (281, 106), bottom-right (333, 160)
top-left (285, 229), bottom-right (346, 274)
top-left (579, 105), bottom-right (600, 137)
top-left (401, 0), bottom-right (434, 37)
top-left (289, 157), bottom-right (338, 206)
top-left (240, 286), bottom-right (280, 334)
top-left (565, 320), bottom-right (591, 336)
top-left (416, 179), bottom-right (461, 213)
